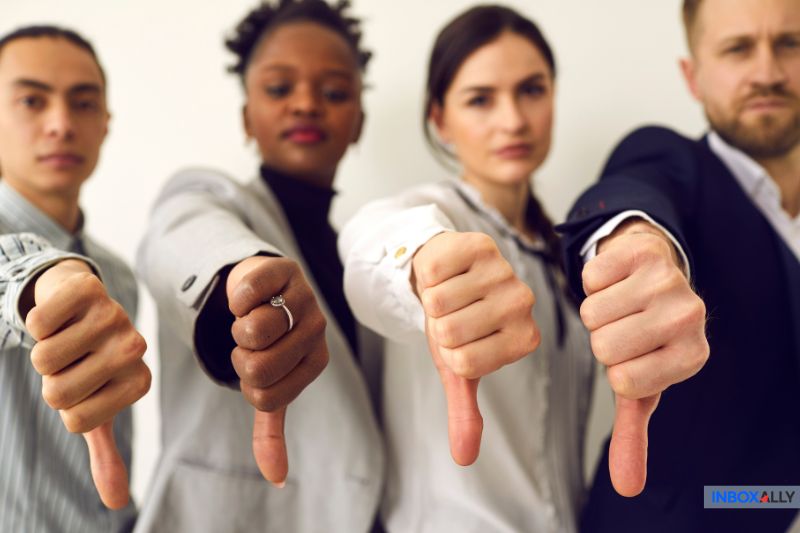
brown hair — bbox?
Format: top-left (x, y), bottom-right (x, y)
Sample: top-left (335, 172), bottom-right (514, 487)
top-left (423, 5), bottom-right (564, 275)
top-left (682, 0), bottom-right (703, 50)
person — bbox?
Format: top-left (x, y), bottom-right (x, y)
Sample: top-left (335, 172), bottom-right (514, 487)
top-left (0, 25), bottom-right (151, 533)
top-left (135, 1), bottom-right (384, 531)
top-left (341, 5), bottom-right (709, 531)
top-left (558, 0), bottom-right (800, 531)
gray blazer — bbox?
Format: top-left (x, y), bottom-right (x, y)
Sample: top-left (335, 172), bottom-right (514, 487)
top-left (135, 168), bottom-right (385, 533)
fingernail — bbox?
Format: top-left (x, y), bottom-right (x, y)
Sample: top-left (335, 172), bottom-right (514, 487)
top-left (272, 480), bottom-right (286, 489)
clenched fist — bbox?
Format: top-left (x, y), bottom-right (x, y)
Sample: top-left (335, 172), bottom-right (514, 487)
top-left (226, 255), bottom-right (329, 487)
top-left (25, 259), bottom-right (150, 509)
top-left (412, 232), bottom-right (540, 466)
top-left (581, 219), bottom-right (708, 497)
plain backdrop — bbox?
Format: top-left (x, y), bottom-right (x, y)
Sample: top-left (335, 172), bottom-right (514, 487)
top-left (2, 0), bottom-right (707, 505)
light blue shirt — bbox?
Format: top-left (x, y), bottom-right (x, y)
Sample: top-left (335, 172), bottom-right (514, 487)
top-left (0, 180), bottom-right (138, 533)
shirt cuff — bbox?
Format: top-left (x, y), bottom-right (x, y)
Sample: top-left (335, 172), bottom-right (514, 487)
top-left (386, 225), bottom-right (452, 333)
top-left (579, 210), bottom-right (691, 279)
top-left (2, 251), bottom-right (100, 332)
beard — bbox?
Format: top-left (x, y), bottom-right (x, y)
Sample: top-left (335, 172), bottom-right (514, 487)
top-left (707, 87), bottom-right (800, 160)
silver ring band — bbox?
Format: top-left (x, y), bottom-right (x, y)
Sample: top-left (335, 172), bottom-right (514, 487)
top-left (269, 295), bottom-right (294, 332)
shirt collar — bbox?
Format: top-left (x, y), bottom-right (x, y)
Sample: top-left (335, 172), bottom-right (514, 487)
top-left (452, 179), bottom-right (545, 251)
top-left (0, 180), bottom-right (86, 252)
top-left (707, 130), bottom-right (779, 201)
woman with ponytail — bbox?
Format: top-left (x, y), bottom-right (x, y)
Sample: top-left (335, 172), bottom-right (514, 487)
top-left (340, 5), bottom-right (593, 532)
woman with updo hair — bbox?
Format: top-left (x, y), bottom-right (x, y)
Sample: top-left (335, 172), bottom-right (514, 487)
top-left (137, 2), bottom-right (385, 532)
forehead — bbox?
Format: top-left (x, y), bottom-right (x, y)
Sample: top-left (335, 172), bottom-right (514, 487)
top-left (247, 21), bottom-right (360, 79)
top-left (449, 32), bottom-right (550, 90)
top-left (696, 0), bottom-right (800, 43)
top-left (0, 37), bottom-right (104, 90)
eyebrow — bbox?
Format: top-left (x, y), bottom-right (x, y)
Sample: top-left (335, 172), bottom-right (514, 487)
top-left (256, 64), bottom-right (356, 80)
top-left (458, 72), bottom-right (547, 94)
top-left (717, 30), bottom-right (800, 45)
top-left (12, 78), bottom-right (103, 94)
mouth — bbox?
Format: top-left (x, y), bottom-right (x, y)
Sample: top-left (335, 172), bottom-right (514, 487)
top-left (37, 153), bottom-right (85, 168)
top-left (282, 125), bottom-right (327, 145)
top-left (494, 143), bottom-right (533, 159)
top-left (742, 96), bottom-right (794, 112)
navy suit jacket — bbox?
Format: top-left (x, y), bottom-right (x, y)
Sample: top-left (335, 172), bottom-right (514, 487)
top-left (558, 126), bottom-right (800, 533)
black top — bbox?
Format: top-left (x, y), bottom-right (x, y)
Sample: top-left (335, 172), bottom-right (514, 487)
top-left (260, 165), bottom-right (359, 356)
top-left (195, 166), bottom-right (360, 384)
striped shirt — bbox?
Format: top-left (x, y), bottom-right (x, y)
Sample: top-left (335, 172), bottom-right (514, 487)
top-left (0, 180), bottom-right (138, 533)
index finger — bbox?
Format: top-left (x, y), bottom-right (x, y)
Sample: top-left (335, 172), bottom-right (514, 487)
top-left (228, 258), bottom-right (300, 318)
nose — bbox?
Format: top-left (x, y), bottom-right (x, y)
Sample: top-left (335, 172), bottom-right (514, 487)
top-left (289, 83), bottom-right (322, 118)
top-left (496, 95), bottom-right (527, 134)
top-left (44, 101), bottom-right (76, 141)
top-left (751, 43), bottom-right (788, 88)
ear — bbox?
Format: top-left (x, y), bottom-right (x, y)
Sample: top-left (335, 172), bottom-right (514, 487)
top-left (242, 103), bottom-right (253, 140)
top-left (429, 103), bottom-right (450, 144)
top-left (680, 57), bottom-right (702, 102)
top-left (351, 109), bottom-right (365, 145)
top-left (102, 111), bottom-right (111, 139)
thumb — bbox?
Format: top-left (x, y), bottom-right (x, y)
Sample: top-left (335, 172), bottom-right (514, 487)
top-left (440, 368), bottom-right (483, 466)
top-left (608, 393), bottom-right (660, 497)
top-left (83, 421), bottom-right (130, 509)
top-left (252, 407), bottom-right (288, 487)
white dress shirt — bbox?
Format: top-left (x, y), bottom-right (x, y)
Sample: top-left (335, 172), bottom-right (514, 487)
top-left (340, 179), bottom-right (594, 533)
top-left (581, 130), bottom-right (800, 271)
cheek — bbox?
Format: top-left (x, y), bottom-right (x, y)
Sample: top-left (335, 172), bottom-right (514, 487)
top-left (449, 112), bottom-right (490, 155)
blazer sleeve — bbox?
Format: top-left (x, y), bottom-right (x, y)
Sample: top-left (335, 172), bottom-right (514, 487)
top-left (136, 168), bottom-right (284, 385)
top-left (556, 126), bottom-right (701, 299)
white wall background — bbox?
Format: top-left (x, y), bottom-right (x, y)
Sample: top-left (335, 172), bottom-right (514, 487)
top-left (2, 0), bottom-right (707, 504)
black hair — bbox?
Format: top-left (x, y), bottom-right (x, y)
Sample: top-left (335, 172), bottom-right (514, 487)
top-left (423, 5), bottom-right (566, 278)
top-left (0, 25), bottom-right (106, 84)
top-left (225, 0), bottom-right (371, 83)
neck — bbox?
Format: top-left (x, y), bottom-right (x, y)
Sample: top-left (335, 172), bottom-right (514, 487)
top-left (4, 176), bottom-right (81, 232)
top-left (462, 172), bottom-right (530, 234)
top-left (262, 162), bottom-right (336, 190)
top-left (756, 144), bottom-right (800, 218)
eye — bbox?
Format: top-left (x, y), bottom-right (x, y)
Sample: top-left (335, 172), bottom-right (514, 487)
top-left (19, 94), bottom-right (45, 110)
top-left (264, 84), bottom-right (291, 98)
top-left (777, 36), bottom-right (800, 51)
top-left (323, 88), bottom-right (351, 103)
top-left (466, 94), bottom-right (490, 107)
top-left (73, 99), bottom-right (101, 112)
top-left (724, 42), bottom-right (750, 55)
top-left (520, 82), bottom-right (546, 97)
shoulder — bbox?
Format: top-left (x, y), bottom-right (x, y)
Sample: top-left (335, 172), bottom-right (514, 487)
top-left (161, 167), bottom-right (245, 198)
top-left (607, 126), bottom-right (700, 170)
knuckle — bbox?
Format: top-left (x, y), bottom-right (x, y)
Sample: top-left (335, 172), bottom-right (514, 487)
top-left (41, 379), bottom-right (68, 410)
top-left (579, 299), bottom-right (598, 330)
top-left (433, 318), bottom-right (458, 348)
top-left (449, 347), bottom-right (478, 379)
top-left (249, 388), bottom-right (281, 413)
top-left (590, 331), bottom-right (613, 366)
top-left (307, 349), bottom-right (329, 379)
top-left (61, 410), bottom-right (90, 434)
top-left (131, 364), bottom-right (152, 400)
top-left (30, 343), bottom-right (53, 375)
top-left (607, 365), bottom-right (635, 398)
top-left (421, 289), bottom-right (444, 317)
top-left (581, 262), bottom-right (600, 295)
